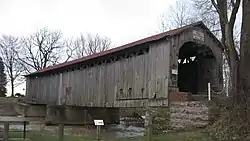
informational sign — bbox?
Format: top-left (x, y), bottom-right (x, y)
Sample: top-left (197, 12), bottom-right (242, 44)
top-left (193, 30), bottom-right (205, 42)
top-left (172, 69), bottom-right (178, 75)
top-left (94, 120), bottom-right (104, 126)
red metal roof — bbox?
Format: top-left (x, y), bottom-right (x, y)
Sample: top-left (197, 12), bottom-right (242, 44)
top-left (27, 21), bottom-right (205, 76)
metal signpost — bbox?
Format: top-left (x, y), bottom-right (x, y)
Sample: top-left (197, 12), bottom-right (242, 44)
top-left (94, 120), bottom-right (104, 141)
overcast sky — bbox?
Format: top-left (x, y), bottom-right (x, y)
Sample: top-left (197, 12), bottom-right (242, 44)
top-left (0, 0), bottom-right (176, 95)
top-left (0, 0), bottom-right (175, 46)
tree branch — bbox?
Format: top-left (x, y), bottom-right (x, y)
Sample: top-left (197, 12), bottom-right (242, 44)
top-left (211, 0), bottom-right (226, 24)
top-left (229, 0), bottom-right (241, 27)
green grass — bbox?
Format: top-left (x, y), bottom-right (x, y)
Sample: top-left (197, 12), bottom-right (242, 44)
top-left (122, 131), bottom-right (213, 141)
top-left (9, 131), bottom-right (95, 141)
top-left (8, 130), bottom-right (213, 141)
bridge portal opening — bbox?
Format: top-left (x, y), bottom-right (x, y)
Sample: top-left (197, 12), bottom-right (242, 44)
top-left (178, 42), bottom-right (217, 95)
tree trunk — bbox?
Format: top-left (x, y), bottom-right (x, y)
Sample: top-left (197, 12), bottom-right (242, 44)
top-left (224, 23), bottom-right (239, 97)
top-left (239, 0), bottom-right (250, 101)
top-left (216, 0), bottom-right (240, 97)
top-left (10, 70), bottom-right (14, 97)
top-left (11, 78), bottom-right (14, 97)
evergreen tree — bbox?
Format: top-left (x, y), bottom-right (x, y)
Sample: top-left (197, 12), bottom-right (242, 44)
top-left (0, 57), bottom-right (7, 97)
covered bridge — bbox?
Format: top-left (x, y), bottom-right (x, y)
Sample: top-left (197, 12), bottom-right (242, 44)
top-left (24, 21), bottom-right (223, 109)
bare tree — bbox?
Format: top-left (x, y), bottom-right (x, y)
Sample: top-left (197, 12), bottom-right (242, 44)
top-left (160, 0), bottom-right (221, 35)
top-left (207, 0), bottom-right (241, 96)
top-left (70, 33), bottom-right (111, 59)
top-left (18, 27), bottom-right (66, 73)
top-left (0, 35), bottom-right (25, 97)
top-left (160, 0), bottom-right (197, 31)
top-left (192, 0), bottom-right (222, 36)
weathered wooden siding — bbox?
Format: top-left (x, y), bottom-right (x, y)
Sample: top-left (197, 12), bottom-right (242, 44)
top-left (25, 27), bottom-right (223, 108)
top-left (114, 40), bottom-right (170, 107)
top-left (26, 40), bottom-right (171, 107)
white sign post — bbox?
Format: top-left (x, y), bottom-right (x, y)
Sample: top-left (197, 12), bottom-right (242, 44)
top-left (94, 120), bottom-right (104, 141)
top-left (208, 83), bottom-right (211, 101)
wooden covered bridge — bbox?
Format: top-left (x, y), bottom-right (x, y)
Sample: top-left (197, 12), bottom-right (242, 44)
top-left (19, 21), bottom-right (223, 124)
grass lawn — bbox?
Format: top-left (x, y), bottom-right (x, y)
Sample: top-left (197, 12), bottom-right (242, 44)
top-left (8, 130), bottom-right (213, 141)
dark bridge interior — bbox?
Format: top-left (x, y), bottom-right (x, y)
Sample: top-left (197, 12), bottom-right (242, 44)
top-left (178, 42), bottom-right (217, 95)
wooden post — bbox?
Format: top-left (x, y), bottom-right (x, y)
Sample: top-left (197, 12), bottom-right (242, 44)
top-left (145, 100), bottom-right (152, 141)
top-left (23, 121), bottom-right (27, 139)
top-left (3, 122), bottom-right (9, 141)
top-left (147, 109), bottom-right (152, 141)
top-left (58, 124), bottom-right (64, 141)
top-left (96, 125), bottom-right (101, 141)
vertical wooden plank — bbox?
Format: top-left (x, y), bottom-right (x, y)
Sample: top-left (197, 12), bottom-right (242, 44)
top-left (150, 44), bottom-right (157, 99)
top-left (25, 78), bottom-right (30, 100)
top-left (108, 61), bottom-right (114, 107)
top-left (50, 75), bottom-right (54, 104)
top-left (123, 58), bottom-right (128, 99)
top-left (106, 63), bottom-right (109, 106)
top-left (37, 78), bottom-right (41, 104)
top-left (78, 69), bottom-right (82, 106)
top-left (70, 70), bottom-right (74, 105)
top-left (93, 65), bottom-right (98, 106)
top-left (133, 55), bottom-right (138, 99)
top-left (97, 65), bottom-right (101, 106)
top-left (90, 66), bottom-right (94, 106)
top-left (76, 70), bottom-right (80, 106)
top-left (58, 73), bottom-right (63, 105)
top-left (86, 67), bottom-right (89, 106)
top-left (74, 70), bottom-right (78, 106)
top-left (34, 78), bottom-right (37, 103)
top-left (155, 43), bottom-right (161, 97)
top-left (43, 77), bottom-right (46, 103)
top-left (89, 66), bottom-right (94, 106)
top-left (148, 46), bottom-right (152, 100)
top-left (106, 63), bottom-right (110, 106)
top-left (70, 71), bottom-right (74, 106)
top-left (45, 76), bottom-right (49, 104)
top-left (82, 68), bottom-right (87, 106)
top-left (163, 41), bottom-right (170, 100)
top-left (111, 61), bottom-right (115, 106)
top-left (134, 55), bottom-right (138, 99)
top-left (108, 62), bottom-right (113, 107)
top-left (55, 74), bottom-right (60, 104)
top-left (101, 64), bottom-right (105, 106)
top-left (118, 59), bottom-right (123, 100)
top-left (115, 59), bottom-right (121, 101)
top-left (114, 60), bottom-right (119, 106)
top-left (43, 77), bottom-right (46, 104)
top-left (144, 53), bottom-right (149, 99)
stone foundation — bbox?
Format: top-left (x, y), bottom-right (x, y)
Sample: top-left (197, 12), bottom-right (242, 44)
top-left (169, 101), bottom-right (209, 130)
top-left (169, 92), bottom-right (193, 102)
